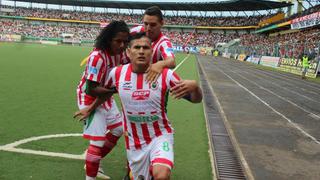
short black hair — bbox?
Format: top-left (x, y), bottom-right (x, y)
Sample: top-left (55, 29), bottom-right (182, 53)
top-left (94, 20), bottom-right (129, 51)
top-left (144, 6), bottom-right (163, 21)
top-left (128, 32), bottom-right (151, 47)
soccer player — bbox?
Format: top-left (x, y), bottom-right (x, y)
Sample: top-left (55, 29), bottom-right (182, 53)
top-left (130, 6), bottom-right (176, 83)
top-left (105, 32), bottom-right (202, 180)
top-left (75, 20), bottom-right (130, 180)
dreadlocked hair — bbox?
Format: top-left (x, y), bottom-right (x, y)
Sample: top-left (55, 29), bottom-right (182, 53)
top-left (94, 20), bottom-right (129, 51)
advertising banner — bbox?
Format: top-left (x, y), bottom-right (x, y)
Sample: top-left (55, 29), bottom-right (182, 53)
top-left (0, 34), bottom-right (21, 42)
top-left (173, 45), bottom-right (198, 53)
top-left (237, 54), bottom-right (246, 61)
top-left (278, 57), bottom-right (319, 78)
top-left (291, 12), bottom-right (320, 29)
top-left (222, 52), bottom-right (231, 58)
top-left (260, 56), bottom-right (280, 68)
top-left (247, 56), bottom-right (261, 64)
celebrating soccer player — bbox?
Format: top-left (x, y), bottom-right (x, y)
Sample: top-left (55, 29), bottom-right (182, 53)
top-left (75, 20), bottom-right (130, 180)
top-left (104, 32), bottom-right (202, 180)
top-left (130, 6), bottom-right (176, 83)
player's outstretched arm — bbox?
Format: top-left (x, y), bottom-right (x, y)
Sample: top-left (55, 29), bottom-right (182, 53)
top-left (170, 80), bottom-right (202, 103)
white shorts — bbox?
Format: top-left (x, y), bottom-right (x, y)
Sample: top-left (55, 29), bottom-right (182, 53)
top-left (127, 134), bottom-right (174, 180)
top-left (78, 99), bottom-right (123, 141)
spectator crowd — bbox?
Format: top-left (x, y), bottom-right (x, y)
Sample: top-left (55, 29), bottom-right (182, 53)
top-left (0, 4), bottom-right (319, 57)
top-left (1, 5), bottom-right (265, 26)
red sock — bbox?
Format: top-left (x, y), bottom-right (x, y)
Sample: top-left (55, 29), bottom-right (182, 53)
top-left (86, 144), bottom-right (103, 177)
top-left (101, 132), bottom-right (121, 158)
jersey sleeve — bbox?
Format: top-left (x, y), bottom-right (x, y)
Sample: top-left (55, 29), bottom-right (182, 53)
top-left (86, 53), bottom-right (105, 83)
top-left (159, 40), bottom-right (175, 60)
top-left (167, 69), bottom-right (181, 89)
top-left (105, 67), bottom-right (116, 88)
top-left (130, 25), bottom-right (145, 35)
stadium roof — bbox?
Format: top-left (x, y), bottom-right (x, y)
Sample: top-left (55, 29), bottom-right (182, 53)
top-left (12, 0), bottom-right (293, 11)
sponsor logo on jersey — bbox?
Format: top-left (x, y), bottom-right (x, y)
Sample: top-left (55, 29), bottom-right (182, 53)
top-left (122, 81), bottom-right (132, 90)
top-left (132, 90), bottom-right (150, 100)
top-left (88, 66), bottom-right (98, 75)
top-left (127, 114), bottom-right (159, 123)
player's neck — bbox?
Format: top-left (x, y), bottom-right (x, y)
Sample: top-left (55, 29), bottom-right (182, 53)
top-left (152, 32), bottom-right (162, 42)
top-left (132, 64), bottom-right (149, 73)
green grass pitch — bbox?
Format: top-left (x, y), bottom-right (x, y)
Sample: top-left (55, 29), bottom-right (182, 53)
top-left (0, 42), bottom-right (212, 180)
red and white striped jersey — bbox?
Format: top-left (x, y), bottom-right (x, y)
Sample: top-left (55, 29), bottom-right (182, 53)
top-left (130, 26), bottom-right (175, 63)
top-left (106, 64), bottom-right (181, 150)
top-left (130, 25), bottom-right (145, 35)
top-left (77, 48), bottom-right (130, 107)
top-left (151, 32), bottom-right (175, 63)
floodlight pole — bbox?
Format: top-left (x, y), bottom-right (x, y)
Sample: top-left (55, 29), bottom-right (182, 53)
top-left (213, 11), bottom-right (218, 16)
top-left (129, 8), bottom-right (132, 15)
top-left (297, 0), bottom-right (307, 12)
top-left (267, 9), bottom-right (272, 15)
top-left (228, 11), bottom-right (234, 17)
top-left (304, 0), bottom-right (313, 8)
top-left (256, 10), bottom-right (262, 16)
top-left (242, 11), bottom-right (248, 17)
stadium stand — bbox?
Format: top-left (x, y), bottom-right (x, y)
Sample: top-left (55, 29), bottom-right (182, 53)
top-left (0, 5), bottom-right (266, 26)
top-left (0, 0), bottom-right (318, 58)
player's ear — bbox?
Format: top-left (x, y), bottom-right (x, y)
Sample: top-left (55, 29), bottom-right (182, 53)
top-left (126, 48), bottom-right (131, 59)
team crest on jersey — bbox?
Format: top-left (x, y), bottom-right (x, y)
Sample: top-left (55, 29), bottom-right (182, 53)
top-left (122, 81), bottom-right (132, 90)
top-left (149, 81), bottom-right (159, 90)
top-left (132, 90), bottom-right (150, 100)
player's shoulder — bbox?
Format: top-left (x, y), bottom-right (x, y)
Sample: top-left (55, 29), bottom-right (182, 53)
top-left (162, 68), bottom-right (174, 75)
top-left (89, 48), bottom-right (106, 60)
top-left (113, 63), bottom-right (130, 72)
top-left (158, 35), bottom-right (173, 46)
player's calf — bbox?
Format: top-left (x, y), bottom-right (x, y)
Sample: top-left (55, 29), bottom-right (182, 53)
top-left (86, 144), bottom-right (103, 178)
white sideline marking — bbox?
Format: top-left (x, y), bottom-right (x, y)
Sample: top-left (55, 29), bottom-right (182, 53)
top-left (218, 69), bottom-right (320, 145)
top-left (242, 70), bottom-right (319, 104)
top-left (309, 113), bottom-right (320, 120)
top-left (235, 72), bottom-right (320, 121)
top-left (0, 133), bottom-right (85, 160)
top-left (173, 54), bottom-right (190, 72)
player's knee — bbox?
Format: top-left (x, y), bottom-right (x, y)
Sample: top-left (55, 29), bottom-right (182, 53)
top-left (90, 140), bottom-right (105, 147)
top-left (153, 172), bottom-right (170, 180)
top-left (152, 165), bottom-right (171, 180)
